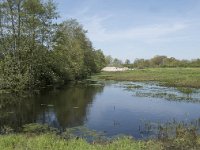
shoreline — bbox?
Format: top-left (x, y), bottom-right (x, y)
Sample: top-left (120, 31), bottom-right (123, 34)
top-left (93, 68), bottom-right (200, 88)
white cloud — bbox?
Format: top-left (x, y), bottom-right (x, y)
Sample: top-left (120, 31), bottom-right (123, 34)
top-left (82, 16), bottom-right (188, 43)
top-left (64, 4), bottom-right (188, 44)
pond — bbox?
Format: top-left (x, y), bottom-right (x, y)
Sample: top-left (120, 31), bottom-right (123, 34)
top-left (1, 80), bottom-right (200, 139)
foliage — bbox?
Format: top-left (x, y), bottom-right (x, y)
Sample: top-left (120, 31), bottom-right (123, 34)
top-left (1, 129), bottom-right (200, 149)
top-left (105, 55), bottom-right (123, 67)
top-left (93, 49), bottom-right (107, 72)
top-left (0, 0), bottom-right (106, 92)
top-left (131, 55), bottom-right (200, 68)
top-left (0, 126), bottom-right (14, 135)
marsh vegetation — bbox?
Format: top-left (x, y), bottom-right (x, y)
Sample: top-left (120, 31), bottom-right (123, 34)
top-left (96, 68), bottom-right (200, 88)
top-left (0, 0), bottom-right (200, 149)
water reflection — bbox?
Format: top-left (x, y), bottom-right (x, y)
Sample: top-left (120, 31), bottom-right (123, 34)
top-left (36, 84), bottom-right (104, 129)
top-left (0, 83), bottom-right (104, 131)
top-left (0, 93), bottom-right (38, 130)
top-left (1, 81), bottom-right (200, 139)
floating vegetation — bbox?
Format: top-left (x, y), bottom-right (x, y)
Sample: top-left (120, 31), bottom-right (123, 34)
top-left (135, 92), bottom-right (200, 103)
top-left (126, 85), bottom-right (143, 89)
top-left (138, 118), bottom-right (200, 140)
top-left (117, 82), bottom-right (144, 90)
top-left (22, 123), bottom-right (58, 134)
top-left (177, 87), bottom-right (194, 94)
top-left (117, 81), bottom-right (200, 103)
top-left (62, 126), bottom-right (108, 142)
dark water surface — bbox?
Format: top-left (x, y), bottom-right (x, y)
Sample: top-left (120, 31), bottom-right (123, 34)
top-left (1, 81), bottom-right (200, 139)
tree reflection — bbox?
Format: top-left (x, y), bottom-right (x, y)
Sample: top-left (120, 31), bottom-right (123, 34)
top-left (0, 83), bottom-right (104, 131)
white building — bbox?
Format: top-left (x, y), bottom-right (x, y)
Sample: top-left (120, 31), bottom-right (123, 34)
top-left (101, 67), bottom-right (129, 72)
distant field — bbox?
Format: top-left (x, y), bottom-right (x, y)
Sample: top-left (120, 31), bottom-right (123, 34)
top-left (94, 68), bottom-right (200, 88)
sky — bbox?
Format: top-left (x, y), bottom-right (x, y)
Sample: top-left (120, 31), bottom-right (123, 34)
top-left (54, 0), bottom-right (200, 61)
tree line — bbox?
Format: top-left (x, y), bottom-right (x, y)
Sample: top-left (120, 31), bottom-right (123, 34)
top-left (130, 56), bottom-right (200, 68)
top-left (105, 55), bottom-right (200, 68)
top-left (0, 0), bottom-right (106, 92)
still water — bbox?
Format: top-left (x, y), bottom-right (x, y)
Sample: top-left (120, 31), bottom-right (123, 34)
top-left (1, 81), bottom-right (200, 139)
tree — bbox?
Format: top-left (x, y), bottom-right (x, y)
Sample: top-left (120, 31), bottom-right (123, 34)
top-left (0, 1), bottom-right (106, 91)
top-left (53, 19), bottom-right (86, 80)
top-left (112, 58), bottom-right (123, 67)
top-left (105, 55), bottom-right (113, 66)
top-left (93, 49), bottom-right (106, 72)
top-left (150, 55), bottom-right (167, 67)
top-left (53, 19), bottom-right (106, 81)
top-left (0, 0), bottom-right (58, 90)
top-left (125, 59), bottom-right (130, 65)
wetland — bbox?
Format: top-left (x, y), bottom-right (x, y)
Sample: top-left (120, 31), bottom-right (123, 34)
top-left (1, 79), bottom-right (200, 140)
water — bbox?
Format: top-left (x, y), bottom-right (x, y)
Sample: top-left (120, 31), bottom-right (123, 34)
top-left (1, 81), bottom-right (200, 139)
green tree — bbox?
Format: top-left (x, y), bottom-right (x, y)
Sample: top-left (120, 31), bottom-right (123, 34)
top-left (105, 55), bottom-right (113, 66)
top-left (53, 19), bottom-right (106, 81)
top-left (150, 55), bottom-right (167, 67)
top-left (112, 58), bottom-right (123, 67)
top-left (0, 0), bottom-right (58, 91)
top-left (0, 1), bottom-right (106, 92)
top-left (125, 59), bottom-right (130, 65)
top-left (93, 49), bottom-right (106, 72)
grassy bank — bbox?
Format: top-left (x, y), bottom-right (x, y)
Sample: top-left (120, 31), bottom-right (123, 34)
top-left (0, 134), bottom-right (161, 150)
top-left (94, 68), bottom-right (200, 88)
top-left (1, 123), bottom-right (200, 150)
top-left (1, 131), bottom-right (200, 150)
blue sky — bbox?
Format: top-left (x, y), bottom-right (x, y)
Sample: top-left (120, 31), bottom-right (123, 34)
top-left (54, 0), bottom-right (200, 61)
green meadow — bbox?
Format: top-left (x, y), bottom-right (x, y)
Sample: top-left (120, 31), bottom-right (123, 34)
top-left (94, 68), bottom-right (200, 88)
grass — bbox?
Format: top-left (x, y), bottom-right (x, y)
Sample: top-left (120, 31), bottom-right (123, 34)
top-left (1, 123), bottom-right (200, 149)
top-left (93, 68), bottom-right (200, 88)
top-left (1, 131), bottom-right (200, 150)
top-left (0, 134), bottom-right (162, 150)
top-left (176, 87), bottom-right (194, 95)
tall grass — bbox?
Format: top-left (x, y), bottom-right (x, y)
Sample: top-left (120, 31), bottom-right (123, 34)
top-left (0, 134), bottom-right (162, 150)
top-left (1, 131), bottom-right (200, 150)
top-left (1, 123), bottom-right (200, 149)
